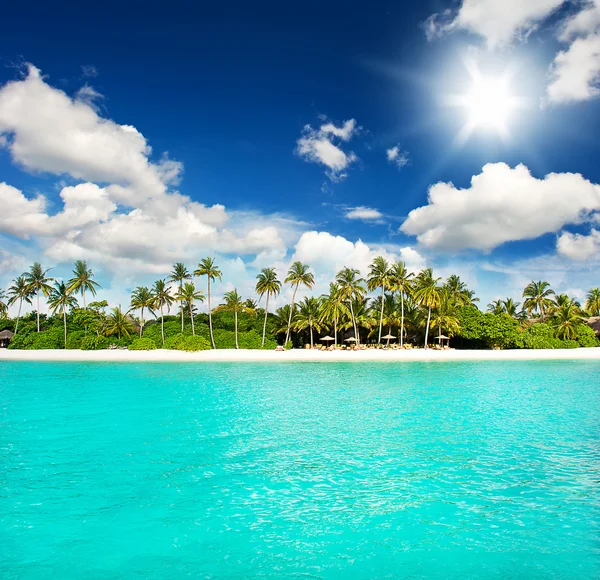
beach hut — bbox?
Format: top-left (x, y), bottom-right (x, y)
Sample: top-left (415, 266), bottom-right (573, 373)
top-left (0, 330), bottom-right (14, 348)
top-left (435, 334), bottom-right (450, 349)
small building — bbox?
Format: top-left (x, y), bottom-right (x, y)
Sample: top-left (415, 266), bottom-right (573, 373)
top-left (0, 330), bottom-right (14, 348)
top-left (588, 317), bottom-right (600, 337)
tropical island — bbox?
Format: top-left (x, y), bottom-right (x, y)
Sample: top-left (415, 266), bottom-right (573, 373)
top-left (1, 257), bottom-right (598, 354)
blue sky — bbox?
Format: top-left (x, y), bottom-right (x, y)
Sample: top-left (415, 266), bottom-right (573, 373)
top-left (1, 0), bottom-right (599, 311)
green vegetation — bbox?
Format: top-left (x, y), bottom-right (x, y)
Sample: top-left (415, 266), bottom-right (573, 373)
top-left (1, 257), bottom-right (598, 351)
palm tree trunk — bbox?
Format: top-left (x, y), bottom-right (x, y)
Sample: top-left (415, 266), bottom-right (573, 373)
top-left (424, 306), bottom-right (431, 348)
top-left (161, 306), bottom-right (165, 345)
top-left (63, 308), bottom-right (67, 349)
top-left (400, 292), bottom-right (405, 348)
top-left (190, 302), bottom-right (195, 336)
top-left (378, 287), bottom-right (385, 344)
top-left (15, 299), bottom-right (22, 335)
top-left (349, 300), bottom-right (358, 345)
top-left (235, 310), bottom-right (239, 349)
top-left (334, 315), bottom-right (337, 347)
top-left (387, 325), bottom-right (391, 346)
top-left (140, 306), bottom-right (144, 338)
top-left (261, 293), bottom-right (270, 347)
top-left (310, 322), bottom-right (313, 348)
top-left (83, 288), bottom-right (86, 309)
top-left (285, 284), bottom-right (299, 344)
top-left (37, 290), bottom-right (40, 333)
top-left (207, 278), bottom-right (215, 349)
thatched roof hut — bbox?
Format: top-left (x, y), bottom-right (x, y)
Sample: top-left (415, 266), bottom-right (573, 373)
top-left (588, 317), bottom-right (600, 336)
top-left (0, 329), bottom-right (14, 348)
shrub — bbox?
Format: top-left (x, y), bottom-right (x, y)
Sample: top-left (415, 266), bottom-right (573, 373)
top-left (66, 330), bottom-right (86, 350)
top-left (163, 333), bottom-right (188, 350)
top-left (81, 335), bottom-right (109, 350)
top-left (457, 307), bottom-right (521, 349)
top-left (182, 335), bottom-right (211, 351)
top-left (129, 338), bottom-right (157, 350)
top-left (576, 324), bottom-right (599, 347)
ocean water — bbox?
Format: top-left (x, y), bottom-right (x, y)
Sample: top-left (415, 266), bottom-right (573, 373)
top-left (1, 361), bottom-right (599, 579)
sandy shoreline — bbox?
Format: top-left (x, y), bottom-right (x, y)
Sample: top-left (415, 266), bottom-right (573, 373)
top-left (1, 347), bottom-right (600, 363)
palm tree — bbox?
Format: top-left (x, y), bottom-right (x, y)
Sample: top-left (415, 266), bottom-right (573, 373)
top-left (444, 275), bottom-right (478, 307)
top-left (130, 286), bottom-right (155, 337)
top-left (586, 288), bottom-right (600, 317)
top-left (293, 296), bottom-right (323, 348)
top-left (367, 256), bottom-right (391, 344)
top-left (256, 267), bottom-right (282, 347)
top-left (169, 263), bottom-right (191, 331)
top-left (0, 289), bottom-right (7, 318)
top-left (553, 302), bottom-right (584, 340)
top-left (176, 282), bottom-right (205, 336)
top-left (502, 298), bottom-right (522, 318)
top-left (319, 283), bottom-right (348, 346)
top-left (431, 287), bottom-right (460, 341)
top-left (47, 281), bottom-right (78, 348)
top-left (7, 276), bottom-right (33, 335)
top-left (152, 279), bottom-right (175, 345)
top-left (335, 267), bottom-right (366, 343)
top-left (389, 261), bottom-right (413, 348)
top-left (413, 268), bottom-right (441, 348)
top-left (487, 299), bottom-right (504, 315)
top-left (105, 307), bottom-right (136, 341)
top-left (194, 258), bottom-right (222, 349)
top-left (522, 280), bottom-right (555, 320)
top-left (284, 262), bottom-right (315, 345)
top-left (67, 260), bottom-right (101, 308)
top-left (23, 262), bottom-right (54, 332)
top-left (217, 289), bottom-right (248, 349)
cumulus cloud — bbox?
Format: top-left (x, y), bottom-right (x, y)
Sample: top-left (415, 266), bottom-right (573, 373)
top-left (401, 163), bottom-right (600, 251)
top-left (424, 0), bottom-right (565, 48)
top-left (345, 206), bottom-right (383, 221)
top-left (547, 1), bottom-right (600, 104)
top-left (296, 118), bottom-right (359, 182)
top-left (557, 229), bottom-right (600, 260)
top-left (386, 145), bottom-right (410, 169)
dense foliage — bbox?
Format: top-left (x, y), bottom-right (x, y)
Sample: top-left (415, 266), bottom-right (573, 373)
top-left (1, 257), bottom-right (598, 350)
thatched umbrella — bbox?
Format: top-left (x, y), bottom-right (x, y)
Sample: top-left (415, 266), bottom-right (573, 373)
top-left (435, 334), bottom-right (450, 348)
top-left (320, 335), bottom-right (335, 342)
top-left (0, 329), bottom-right (14, 348)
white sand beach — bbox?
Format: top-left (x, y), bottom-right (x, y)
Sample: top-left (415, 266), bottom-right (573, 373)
top-left (1, 348), bottom-right (600, 363)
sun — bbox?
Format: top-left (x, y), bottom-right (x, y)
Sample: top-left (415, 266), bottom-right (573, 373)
top-left (446, 62), bottom-right (525, 143)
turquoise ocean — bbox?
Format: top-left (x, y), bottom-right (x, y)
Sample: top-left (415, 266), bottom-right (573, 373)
top-left (1, 360), bottom-right (599, 578)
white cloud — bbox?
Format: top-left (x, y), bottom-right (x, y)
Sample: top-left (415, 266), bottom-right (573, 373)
top-left (401, 163), bottom-right (600, 251)
top-left (557, 229), bottom-right (600, 260)
top-left (345, 206), bottom-right (383, 221)
top-left (386, 145), bottom-right (410, 169)
top-left (425, 0), bottom-right (565, 48)
top-left (296, 118), bottom-right (359, 182)
top-left (547, 1), bottom-right (600, 103)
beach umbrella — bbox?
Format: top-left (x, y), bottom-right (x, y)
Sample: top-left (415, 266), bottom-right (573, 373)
top-left (320, 336), bottom-right (335, 342)
top-left (382, 334), bottom-right (396, 340)
top-left (435, 334), bottom-right (449, 340)
top-left (344, 337), bottom-right (357, 342)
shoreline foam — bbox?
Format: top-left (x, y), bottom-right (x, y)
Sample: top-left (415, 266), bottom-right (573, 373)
top-left (1, 348), bottom-right (600, 363)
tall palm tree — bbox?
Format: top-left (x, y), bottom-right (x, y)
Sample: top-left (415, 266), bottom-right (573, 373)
top-left (319, 283), bottom-right (348, 346)
top-left (255, 267), bottom-right (282, 347)
top-left (487, 299), bottom-right (504, 315)
top-left (169, 263), bottom-right (191, 331)
top-left (217, 289), bottom-right (247, 349)
top-left (367, 256), bottom-right (392, 344)
top-left (335, 267), bottom-right (366, 344)
top-left (7, 276), bottom-right (33, 335)
top-left (23, 262), bottom-right (54, 332)
top-left (502, 298), bottom-right (522, 318)
top-left (176, 282), bottom-right (205, 336)
top-left (130, 286), bottom-right (155, 337)
top-left (68, 260), bottom-right (101, 308)
top-left (293, 296), bottom-right (323, 348)
top-left (444, 275), bottom-right (478, 307)
top-left (0, 289), bottom-right (7, 318)
top-left (586, 288), bottom-right (600, 317)
top-left (105, 307), bottom-right (136, 341)
top-left (284, 262), bottom-right (315, 345)
top-left (431, 287), bottom-right (460, 341)
top-left (194, 258), bottom-right (222, 349)
top-left (413, 268), bottom-right (441, 348)
top-left (522, 280), bottom-right (555, 320)
top-left (553, 302), bottom-right (584, 340)
top-left (389, 261), bottom-right (413, 347)
top-left (152, 279), bottom-right (175, 345)
top-left (47, 281), bottom-right (78, 348)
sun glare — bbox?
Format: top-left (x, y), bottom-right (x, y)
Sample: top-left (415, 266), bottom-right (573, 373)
top-left (446, 61), bottom-right (525, 144)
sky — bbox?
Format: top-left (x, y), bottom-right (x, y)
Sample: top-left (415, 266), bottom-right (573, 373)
top-left (1, 0), bottom-right (599, 314)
